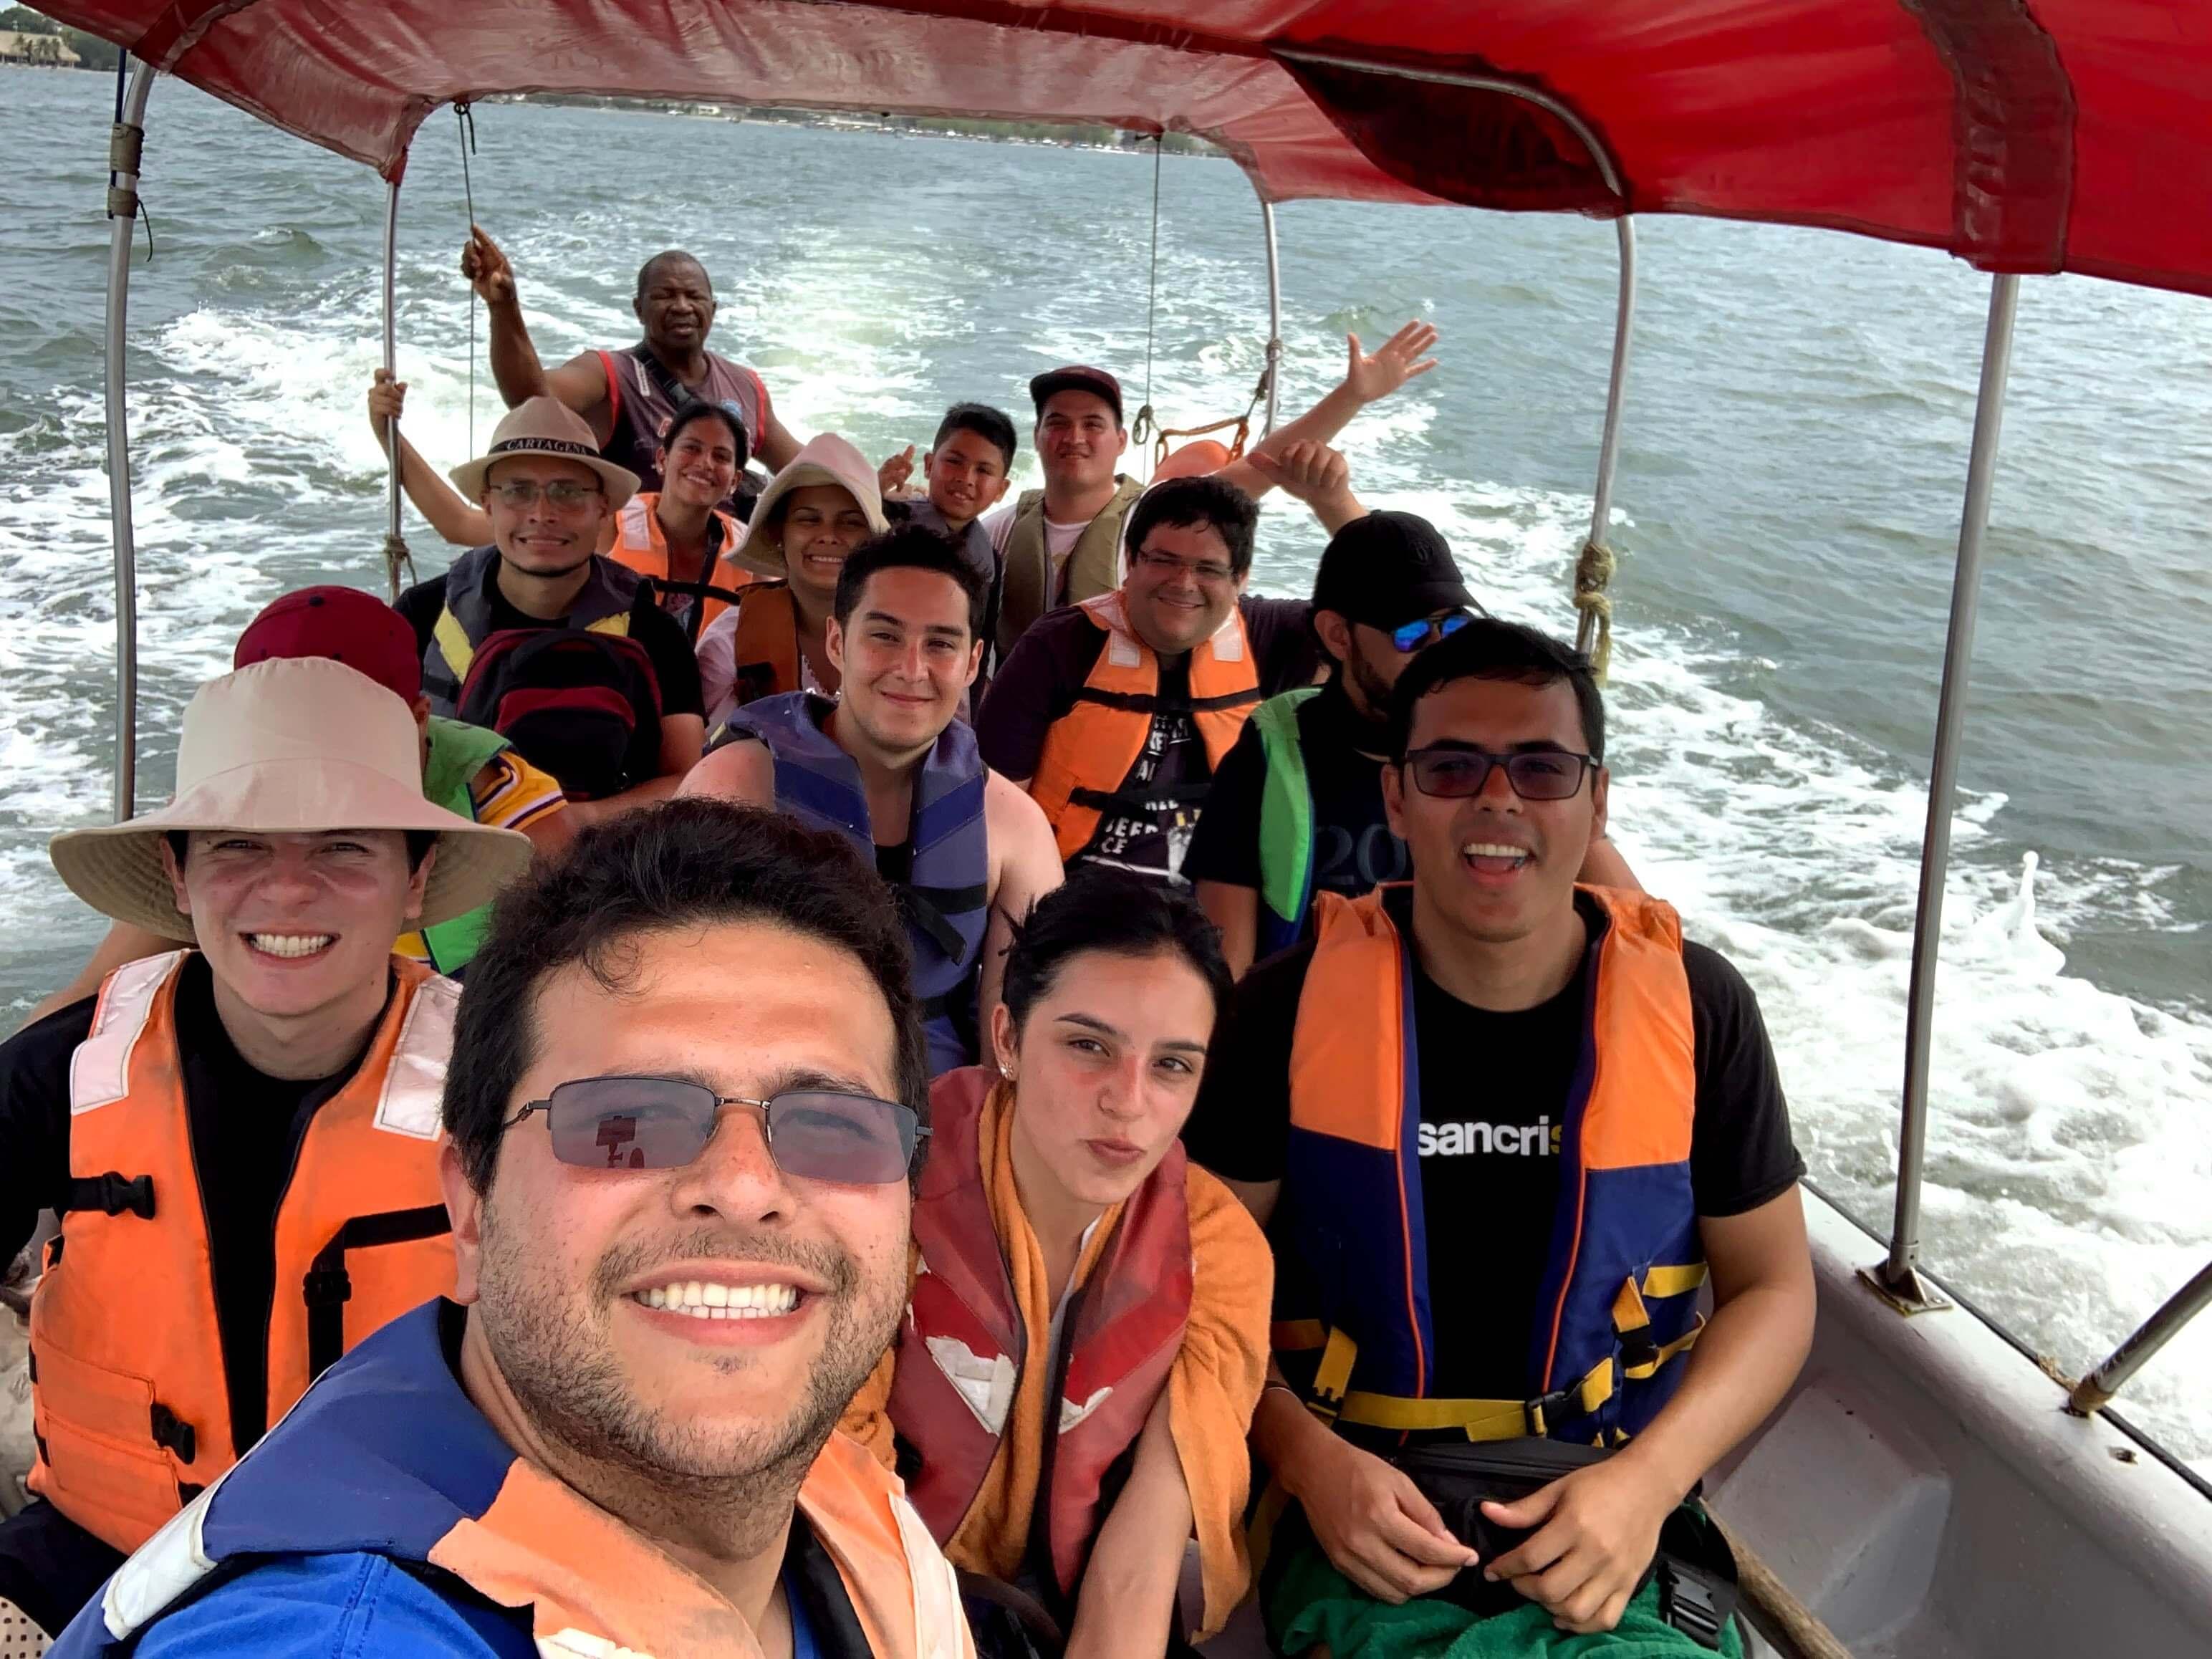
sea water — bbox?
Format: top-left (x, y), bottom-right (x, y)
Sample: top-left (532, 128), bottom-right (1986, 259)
top-left (0, 69), bottom-right (2204, 1464)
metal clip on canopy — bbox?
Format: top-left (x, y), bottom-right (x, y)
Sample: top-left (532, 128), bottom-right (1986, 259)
top-left (105, 57), bottom-right (158, 826)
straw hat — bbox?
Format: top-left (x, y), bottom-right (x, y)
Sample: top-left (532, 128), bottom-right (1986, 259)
top-left (49, 658), bottom-right (537, 943)
top-left (448, 396), bottom-right (640, 511)
top-left (734, 433), bottom-right (890, 577)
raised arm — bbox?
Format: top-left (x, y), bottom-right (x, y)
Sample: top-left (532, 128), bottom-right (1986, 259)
top-left (1217, 321), bottom-right (1439, 497)
top-left (370, 371), bottom-right (494, 548)
top-left (463, 226), bottom-right (611, 425)
top-left (1240, 441), bottom-right (1367, 539)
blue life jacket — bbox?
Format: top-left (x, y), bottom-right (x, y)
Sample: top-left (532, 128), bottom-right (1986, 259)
top-left (52, 1303), bottom-right (953, 1659)
top-left (723, 693), bottom-right (990, 1074)
top-left (1275, 885), bottom-right (1708, 1445)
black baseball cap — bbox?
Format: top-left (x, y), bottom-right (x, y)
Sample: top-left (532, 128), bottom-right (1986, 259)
top-left (1309, 511), bottom-right (1478, 631)
top-left (1029, 366), bottom-right (1125, 425)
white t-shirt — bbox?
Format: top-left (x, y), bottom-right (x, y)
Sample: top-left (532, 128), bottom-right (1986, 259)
top-left (984, 502), bottom-right (1094, 601)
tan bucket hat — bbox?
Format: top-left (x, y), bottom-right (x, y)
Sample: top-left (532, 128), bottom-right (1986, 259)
top-left (734, 433), bottom-right (890, 577)
top-left (448, 396), bottom-right (640, 511)
top-left (49, 658), bottom-right (537, 943)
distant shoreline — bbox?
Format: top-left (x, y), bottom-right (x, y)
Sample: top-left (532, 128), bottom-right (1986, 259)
top-left (496, 92), bottom-right (1225, 158)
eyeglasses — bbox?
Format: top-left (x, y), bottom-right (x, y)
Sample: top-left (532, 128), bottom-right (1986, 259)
top-left (1390, 611), bottom-right (1474, 653)
top-left (490, 480), bottom-right (604, 511)
top-left (1403, 746), bottom-right (1597, 801)
top-left (1130, 548), bottom-right (1236, 585)
top-left (504, 1077), bottom-right (927, 1185)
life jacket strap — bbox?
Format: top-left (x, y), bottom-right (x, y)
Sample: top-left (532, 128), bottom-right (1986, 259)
top-left (302, 1206), bottom-right (453, 1384)
top-left (62, 1170), bottom-right (155, 1219)
top-left (1332, 1356), bottom-right (1620, 1441)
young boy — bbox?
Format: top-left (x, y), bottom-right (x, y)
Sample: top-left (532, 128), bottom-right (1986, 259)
top-left (881, 403), bottom-right (1019, 681)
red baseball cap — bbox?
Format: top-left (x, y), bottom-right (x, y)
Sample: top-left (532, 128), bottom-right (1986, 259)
top-left (233, 586), bottom-right (422, 703)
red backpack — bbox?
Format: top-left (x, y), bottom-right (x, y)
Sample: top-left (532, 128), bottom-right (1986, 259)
top-left (455, 626), bottom-right (664, 802)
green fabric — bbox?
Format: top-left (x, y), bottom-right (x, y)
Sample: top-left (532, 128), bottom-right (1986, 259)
top-left (416, 717), bottom-right (510, 974)
top-left (1254, 686), bottom-right (1322, 932)
top-left (1264, 1518), bottom-right (1742, 1659)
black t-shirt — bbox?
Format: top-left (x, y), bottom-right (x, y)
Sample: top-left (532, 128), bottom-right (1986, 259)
top-left (1180, 893), bottom-right (1803, 1400)
top-left (0, 956), bottom-right (382, 1451)
top-left (395, 562), bottom-right (705, 719)
top-left (1181, 673), bottom-right (1408, 907)
top-left (975, 596), bottom-right (1323, 885)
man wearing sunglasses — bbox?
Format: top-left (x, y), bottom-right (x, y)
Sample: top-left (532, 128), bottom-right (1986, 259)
top-left (59, 802), bottom-right (974, 1659)
top-left (1182, 621), bottom-right (1813, 1652)
top-left (1188, 511), bottom-right (1641, 975)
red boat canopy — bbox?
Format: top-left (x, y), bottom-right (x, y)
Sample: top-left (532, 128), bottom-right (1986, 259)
top-left (42, 1), bottom-right (2212, 299)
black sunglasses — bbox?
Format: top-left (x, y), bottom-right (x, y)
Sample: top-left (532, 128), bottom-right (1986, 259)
top-left (505, 1077), bottom-right (926, 1186)
top-left (1403, 746), bottom-right (1597, 802)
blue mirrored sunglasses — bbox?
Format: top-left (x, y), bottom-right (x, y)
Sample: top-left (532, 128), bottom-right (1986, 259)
top-left (1391, 610), bottom-right (1474, 653)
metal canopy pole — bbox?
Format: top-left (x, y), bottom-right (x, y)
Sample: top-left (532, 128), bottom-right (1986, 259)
top-left (105, 57), bottom-right (157, 824)
top-left (2068, 1259), bottom-right (2212, 1415)
top-left (381, 178), bottom-right (405, 599)
top-left (1259, 198), bottom-right (1283, 434)
top-left (1875, 271), bottom-right (2022, 1309)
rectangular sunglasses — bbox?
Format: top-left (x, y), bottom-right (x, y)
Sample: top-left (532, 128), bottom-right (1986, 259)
top-left (506, 1077), bottom-right (925, 1185)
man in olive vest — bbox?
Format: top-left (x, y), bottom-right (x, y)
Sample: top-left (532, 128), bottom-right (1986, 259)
top-left (983, 319), bottom-right (1443, 660)
top-left (0, 659), bottom-right (534, 1644)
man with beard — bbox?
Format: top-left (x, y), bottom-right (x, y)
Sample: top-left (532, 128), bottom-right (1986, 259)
top-left (1186, 511), bottom-right (1639, 973)
top-left (52, 802), bottom-right (973, 1659)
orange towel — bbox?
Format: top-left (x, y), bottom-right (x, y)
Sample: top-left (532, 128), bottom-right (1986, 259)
top-left (842, 1081), bottom-right (1272, 1637)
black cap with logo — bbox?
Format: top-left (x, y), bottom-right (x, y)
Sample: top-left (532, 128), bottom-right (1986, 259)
top-left (1310, 511), bottom-right (1479, 632)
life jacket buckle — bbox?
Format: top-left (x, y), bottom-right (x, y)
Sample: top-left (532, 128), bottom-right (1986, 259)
top-left (1522, 1385), bottom-right (1577, 1438)
top-left (69, 1170), bottom-right (155, 1219)
top-left (1658, 1554), bottom-right (1726, 1649)
top-left (148, 1403), bottom-right (196, 1465)
top-left (303, 1265), bottom-right (353, 1309)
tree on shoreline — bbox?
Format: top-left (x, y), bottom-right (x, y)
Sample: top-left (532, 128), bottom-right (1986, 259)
top-left (0, 5), bottom-right (120, 71)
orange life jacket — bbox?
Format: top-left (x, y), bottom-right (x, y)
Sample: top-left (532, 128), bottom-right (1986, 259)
top-left (84, 1302), bottom-right (973, 1659)
top-left (27, 951), bottom-right (459, 1554)
top-left (886, 1067), bottom-right (1193, 1600)
top-left (1274, 887), bottom-right (1706, 1444)
top-left (729, 580), bottom-right (804, 711)
top-left (610, 490), bottom-right (754, 638)
top-left (1026, 592), bottom-right (1262, 862)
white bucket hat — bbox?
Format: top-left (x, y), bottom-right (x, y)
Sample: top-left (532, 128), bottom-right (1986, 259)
top-left (49, 658), bottom-right (537, 943)
top-left (448, 396), bottom-right (640, 511)
top-left (734, 433), bottom-right (890, 577)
